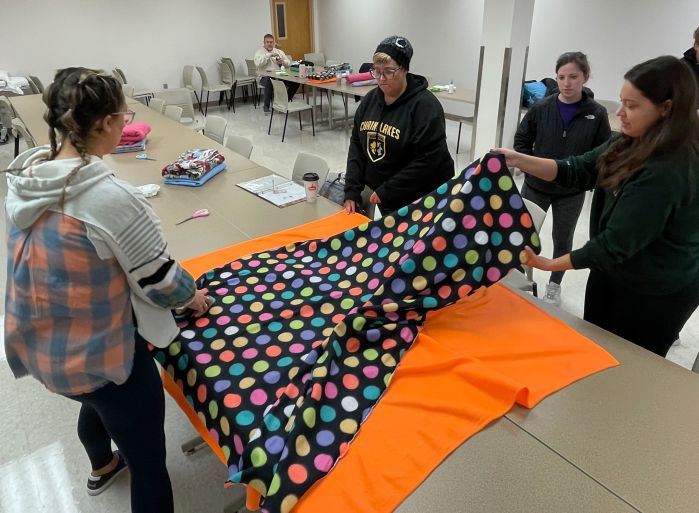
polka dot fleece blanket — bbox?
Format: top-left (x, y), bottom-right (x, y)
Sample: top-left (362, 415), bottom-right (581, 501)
top-left (153, 152), bottom-right (541, 513)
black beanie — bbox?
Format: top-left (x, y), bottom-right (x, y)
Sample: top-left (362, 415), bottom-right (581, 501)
top-left (374, 35), bottom-right (413, 70)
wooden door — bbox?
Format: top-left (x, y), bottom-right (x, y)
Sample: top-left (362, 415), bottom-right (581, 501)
top-left (269, 0), bottom-right (313, 62)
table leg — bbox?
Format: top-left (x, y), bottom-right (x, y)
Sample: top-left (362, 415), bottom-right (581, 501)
top-left (329, 91), bottom-right (334, 129)
top-left (344, 92), bottom-right (350, 130)
top-left (312, 87), bottom-right (317, 128)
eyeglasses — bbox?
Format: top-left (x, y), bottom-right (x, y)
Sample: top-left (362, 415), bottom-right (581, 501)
top-left (112, 110), bottom-right (136, 125)
top-left (370, 67), bottom-right (402, 80)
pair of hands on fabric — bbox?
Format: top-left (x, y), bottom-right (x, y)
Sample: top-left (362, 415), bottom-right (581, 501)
top-left (344, 192), bottom-right (381, 214)
top-left (187, 288), bottom-right (214, 317)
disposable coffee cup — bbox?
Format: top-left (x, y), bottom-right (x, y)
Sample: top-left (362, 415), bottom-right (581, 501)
top-left (302, 172), bottom-right (320, 203)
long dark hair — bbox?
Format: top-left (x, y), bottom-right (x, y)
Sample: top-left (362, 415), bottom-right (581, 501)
top-left (597, 56), bottom-right (699, 191)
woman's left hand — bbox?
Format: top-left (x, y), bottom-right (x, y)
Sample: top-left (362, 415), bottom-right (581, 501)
top-left (523, 246), bottom-right (574, 272)
top-left (369, 191), bottom-right (381, 204)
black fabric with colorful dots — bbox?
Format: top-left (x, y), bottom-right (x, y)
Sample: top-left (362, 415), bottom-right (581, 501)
top-left (153, 152), bottom-right (540, 513)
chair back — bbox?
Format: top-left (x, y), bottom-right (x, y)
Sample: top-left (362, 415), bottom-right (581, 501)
top-left (195, 66), bottom-right (210, 89)
top-left (219, 60), bottom-right (236, 85)
top-left (225, 134), bottom-right (253, 159)
top-left (155, 88), bottom-right (196, 122)
top-left (270, 79), bottom-right (289, 111)
top-left (291, 152), bottom-right (329, 185)
top-left (11, 118), bottom-right (36, 148)
top-left (182, 65), bottom-right (196, 90)
top-left (148, 98), bottom-right (166, 114)
top-left (122, 84), bottom-right (135, 97)
top-left (115, 68), bottom-right (128, 84)
top-left (28, 75), bottom-right (45, 93)
top-left (522, 197), bottom-right (546, 232)
top-left (303, 52), bottom-right (326, 66)
top-left (222, 58), bottom-right (237, 81)
top-left (245, 59), bottom-right (258, 76)
top-left (26, 76), bottom-right (41, 94)
top-left (112, 69), bottom-right (125, 85)
top-left (164, 105), bottom-right (183, 122)
top-left (203, 115), bottom-right (227, 144)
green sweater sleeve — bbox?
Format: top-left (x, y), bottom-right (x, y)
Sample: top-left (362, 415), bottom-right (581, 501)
top-left (553, 141), bottom-right (610, 191)
top-left (569, 163), bottom-right (680, 271)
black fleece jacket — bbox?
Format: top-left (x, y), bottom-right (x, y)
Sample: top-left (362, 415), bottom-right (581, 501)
top-left (682, 47), bottom-right (699, 107)
top-left (344, 74), bottom-right (454, 213)
top-left (514, 91), bottom-right (611, 196)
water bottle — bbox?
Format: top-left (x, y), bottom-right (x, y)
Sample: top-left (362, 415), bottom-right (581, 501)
top-left (448, 79), bottom-right (454, 94)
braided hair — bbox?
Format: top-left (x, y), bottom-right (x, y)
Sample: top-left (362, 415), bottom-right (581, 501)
top-left (42, 67), bottom-right (124, 207)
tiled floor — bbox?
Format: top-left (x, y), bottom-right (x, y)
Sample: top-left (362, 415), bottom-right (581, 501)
top-left (0, 93), bottom-right (697, 512)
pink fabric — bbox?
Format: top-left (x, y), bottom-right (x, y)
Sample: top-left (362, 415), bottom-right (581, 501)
top-left (120, 122), bottom-right (151, 142)
top-left (119, 137), bottom-right (146, 145)
top-left (346, 72), bottom-right (373, 83)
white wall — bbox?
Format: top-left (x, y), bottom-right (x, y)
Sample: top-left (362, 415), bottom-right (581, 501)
top-left (317, 0), bottom-right (698, 104)
top-left (316, 0), bottom-right (484, 90)
top-left (3, 0), bottom-right (271, 92)
top-left (526, 0), bottom-right (699, 101)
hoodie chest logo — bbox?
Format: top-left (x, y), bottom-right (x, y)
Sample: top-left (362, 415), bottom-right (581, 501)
top-left (367, 132), bottom-right (386, 163)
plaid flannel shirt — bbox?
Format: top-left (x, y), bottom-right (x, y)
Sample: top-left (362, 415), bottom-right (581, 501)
top-left (4, 212), bottom-right (135, 395)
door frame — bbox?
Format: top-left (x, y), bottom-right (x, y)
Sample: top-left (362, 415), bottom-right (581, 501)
top-left (269, 0), bottom-right (315, 52)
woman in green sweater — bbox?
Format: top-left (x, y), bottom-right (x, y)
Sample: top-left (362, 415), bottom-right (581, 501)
top-left (497, 55), bottom-right (699, 356)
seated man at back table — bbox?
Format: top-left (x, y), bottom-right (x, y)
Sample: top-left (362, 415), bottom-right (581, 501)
top-left (254, 33), bottom-right (300, 114)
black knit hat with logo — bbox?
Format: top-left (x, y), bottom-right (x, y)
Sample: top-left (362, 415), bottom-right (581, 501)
top-left (375, 35), bottom-right (413, 70)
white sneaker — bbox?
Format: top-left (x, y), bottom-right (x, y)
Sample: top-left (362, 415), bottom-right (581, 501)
top-left (543, 282), bottom-right (561, 307)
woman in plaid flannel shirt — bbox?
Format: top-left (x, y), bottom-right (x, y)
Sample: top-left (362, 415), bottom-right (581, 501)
top-left (4, 68), bottom-right (211, 512)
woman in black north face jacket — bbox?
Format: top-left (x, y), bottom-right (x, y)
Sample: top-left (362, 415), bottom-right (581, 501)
top-left (514, 51), bottom-right (611, 306)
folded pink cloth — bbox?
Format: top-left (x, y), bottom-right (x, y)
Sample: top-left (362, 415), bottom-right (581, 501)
top-left (121, 122), bottom-right (151, 140)
top-left (120, 134), bottom-right (146, 142)
top-left (346, 72), bottom-right (373, 83)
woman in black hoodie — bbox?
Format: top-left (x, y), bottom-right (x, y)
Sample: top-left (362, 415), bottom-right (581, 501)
top-left (344, 35), bottom-right (454, 215)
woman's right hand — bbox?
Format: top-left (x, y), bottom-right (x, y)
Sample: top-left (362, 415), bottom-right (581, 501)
top-left (187, 288), bottom-right (213, 318)
top-left (344, 199), bottom-right (357, 214)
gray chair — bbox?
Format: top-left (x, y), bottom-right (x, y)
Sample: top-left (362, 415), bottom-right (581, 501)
top-left (219, 60), bottom-right (237, 112)
top-left (154, 88), bottom-right (202, 131)
top-left (225, 134), bottom-right (253, 159)
top-left (182, 65), bottom-right (201, 111)
top-left (121, 84), bottom-right (135, 98)
top-left (245, 58), bottom-right (264, 108)
top-left (268, 79), bottom-right (314, 142)
top-left (28, 75), bottom-right (45, 93)
top-left (148, 98), bottom-right (166, 114)
top-left (500, 198), bottom-right (547, 296)
top-left (11, 117), bottom-right (35, 157)
top-left (26, 76), bottom-right (41, 94)
top-left (223, 57), bottom-right (256, 108)
top-left (291, 152), bottom-right (329, 185)
top-left (203, 115), bottom-right (227, 144)
top-left (164, 105), bottom-right (183, 122)
top-left (196, 66), bottom-right (231, 116)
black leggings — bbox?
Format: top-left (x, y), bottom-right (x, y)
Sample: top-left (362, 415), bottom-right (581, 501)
top-left (522, 184), bottom-right (586, 285)
top-left (584, 270), bottom-right (699, 357)
top-left (67, 335), bottom-right (173, 513)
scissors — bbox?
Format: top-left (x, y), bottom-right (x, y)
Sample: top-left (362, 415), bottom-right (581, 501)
top-left (136, 153), bottom-right (157, 161)
top-left (176, 208), bottom-right (210, 225)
